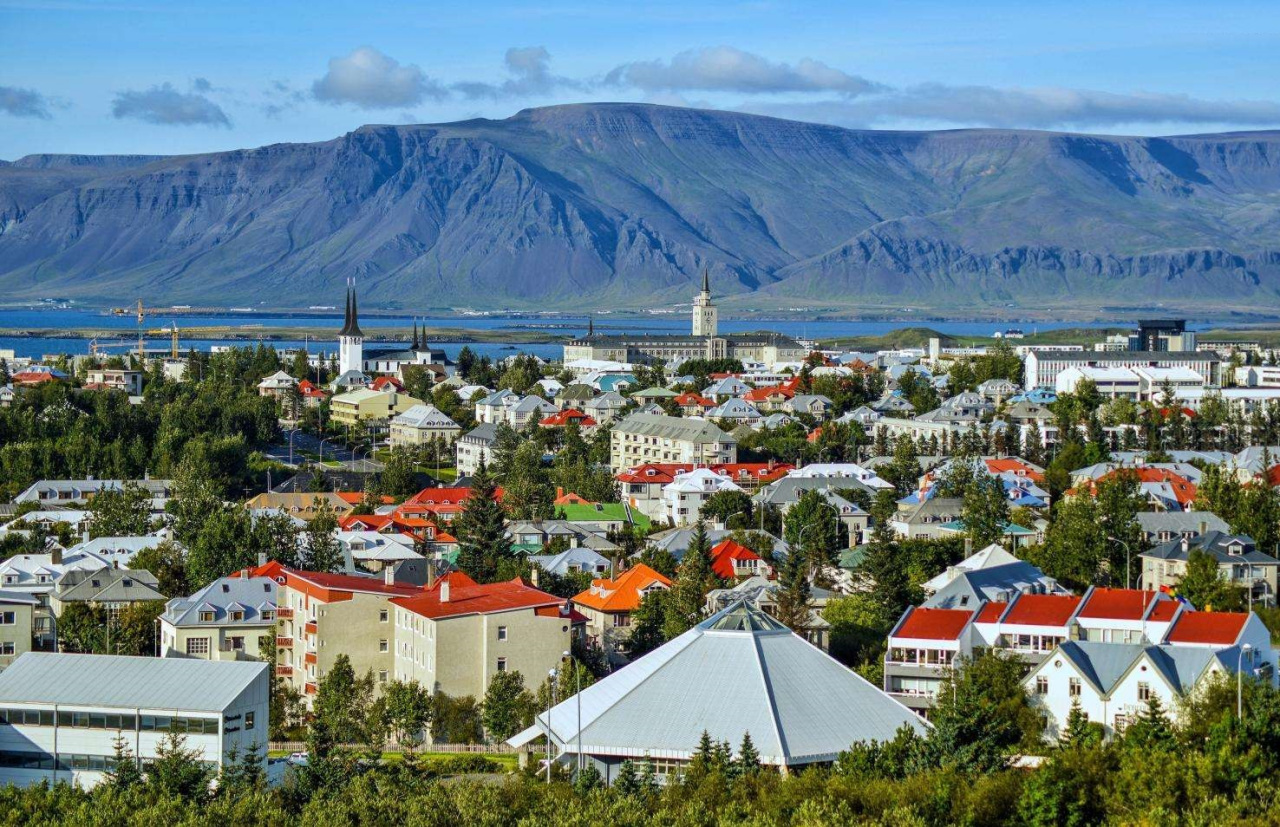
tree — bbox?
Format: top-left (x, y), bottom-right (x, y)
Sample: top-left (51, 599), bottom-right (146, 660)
top-left (882, 436), bottom-right (923, 496)
top-left (699, 489), bottom-right (754, 529)
top-left (663, 520), bottom-right (716, 639)
top-left (106, 732), bottom-right (142, 789)
top-left (87, 481), bottom-right (154, 538)
top-left (312, 654), bottom-right (376, 744)
top-left (147, 729), bottom-right (211, 800)
top-left (773, 547), bottom-right (812, 634)
top-left (927, 650), bottom-right (1042, 773)
top-left (783, 489), bottom-right (840, 575)
top-left (735, 732), bottom-right (762, 777)
top-left (380, 679), bottom-right (432, 744)
top-left (824, 592), bottom-right (897, 671)
top-left (502, 441), bottom-right (554, 521)
top-left (379, 447), bottom-right (419, 500)
top-left (57, 602), bottom-right (107, 653)
top-left (482, 670), bottom-right (535, 741)
top-left (627, 588), bottom-right (671, 659)
top-left (1061, 699), bottom-right (1101, 749)
top-left (130, 540), bottom-right (190, 597)
top-left (303, 497), bottom-right (343, 572)
top-left (453, 463), bottom-right (512, 582)
top-left (1177, 550), bottom-right (1245, 611)
top-left (1030, 495), bottom-right (1106, 590)
top-left (962, 473), bottom-right (1011, 549)
top-left (430, 693), bottom-right (484, 744)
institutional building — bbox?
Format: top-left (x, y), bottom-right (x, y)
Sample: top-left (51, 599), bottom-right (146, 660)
top-left (0, 653), bottom-right (267, 789)
top-left (563, 274), bottom-right (806, 366)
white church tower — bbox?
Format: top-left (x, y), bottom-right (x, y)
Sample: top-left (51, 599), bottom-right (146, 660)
top-left (338, 282), bottom-right (364, 375)
top-left (692, 268), bottom-right (718, 338)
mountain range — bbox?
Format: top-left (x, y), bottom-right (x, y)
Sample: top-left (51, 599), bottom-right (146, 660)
top-left (3, 103), bottom-right (1280, 313)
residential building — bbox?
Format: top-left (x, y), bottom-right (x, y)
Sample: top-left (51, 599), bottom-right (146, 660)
top-left (256, 370), bottom-right (297, 401)
top-left (527, 547), bottom-right (611, 578)
top-left (705, 576), bottom-right (829, 649)
top-left (455, 423), bottom-right (498, 477)
top-left (510, 601), bottom-right (926, 781)
top-left (0, 548), bottom-right (118, 648)
top-left (84, 369), bottom-right (143, 396)
top-left (0, 653), bottom-right (267, 789)
top-left (661, 468), bottom-right (742, 526)
top-left (329, 388), bottom-right (424, 429)
top-left (609, 413), bottom-right (736, 473)
top-left (242, 492), bottom-right (353, 521)
top-left (388, 404), bottom-right (461, 450)
top-left (14, 479), bottom-right (172, 511)
top-left (48, 568), bottom-right (164, 620)
top-left (1141, 532), bottom-right (1280, 606)
top-left (391, 572), bottom-right (579, 698)
top-left (1024, 349), bottom-right (1221, 391)
top-left (572, 564), bottom-right (672, 660)
top-left (160, 577), bottom-right (278, 661)
top-left (1136, 512), bottom-right (1230, 545)
top-left (0, 592), bottom-right (38, 668)
top-left (707, 538), bottom-right (772, 581)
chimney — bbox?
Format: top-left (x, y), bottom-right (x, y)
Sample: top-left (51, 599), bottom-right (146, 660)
top-left (529, 566), bottom-right (540, 588)
top-left (440, 578), bottom-right (450, 603)
top-left (964, 537), bottom-right (973, 556)
top-left (1198, 520), bottom-right (1207, 536)
top-left (384, 564), bottom-right (396, 586)
top-left (241, 568), bottom-right (249, 580)
top-left (50, 545), bottom-right (62, 566)
top-left (425, 559), bottom-right (438, 589)
top-left (1181, 536), bottom-right (1189, 554)
top-left (257, 552), bottom-right (267, 567)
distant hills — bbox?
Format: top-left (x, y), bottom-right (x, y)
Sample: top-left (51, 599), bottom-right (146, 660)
top-left (3, 103), bottom-right (1280, 313)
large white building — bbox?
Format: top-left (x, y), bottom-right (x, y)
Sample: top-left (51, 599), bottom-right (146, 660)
top-left (0, 653), bottom-right (268, 789)
top-left (1024, 349), bottom-right (1221, 391)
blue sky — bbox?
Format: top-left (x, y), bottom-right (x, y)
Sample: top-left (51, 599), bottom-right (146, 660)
top-left (3, 0), bottom-right (1280, 158)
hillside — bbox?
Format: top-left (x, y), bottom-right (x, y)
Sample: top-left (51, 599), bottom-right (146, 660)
top-left (2, 103), bottom-right (1280, 311)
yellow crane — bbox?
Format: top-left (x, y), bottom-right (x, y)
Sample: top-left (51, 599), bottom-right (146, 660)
top-left (144, 324), bottom-right (236, 358)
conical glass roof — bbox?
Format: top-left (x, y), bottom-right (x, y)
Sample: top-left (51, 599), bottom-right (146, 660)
top-left (702, 600), bottom-right (789, 632)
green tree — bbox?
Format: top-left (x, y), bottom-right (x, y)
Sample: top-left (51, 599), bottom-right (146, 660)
top-left (962, 472), bottom-right (1011, 549)
top-left (698, 489), bottom-right (754, 528)
top-left (453, 462), bottom-right (512, 582)
top-left (783, 489), bottom-right (841, 575)
top-left (105, 732), bottom-right (143, 789)
top-left (87, 481), bottom-right (154, 538)
top-left (928, 650), bottom-right (1042, 773)
top-left (773, 546), bottom-right (812, 634)
top-left (1176, 549), bottom-right (1245, 611)
top-left (1030, 495), bottom-right (1106, 590)
top-left (379, 447), bottom-right (419, 500)
top-left (130, 540), bottom-right (190, 596)
top-left (503, 441), bottom-right (555, 521)
top-left (482, 670), bottom-right (536, 742)
top-left (56, 602), bottom-right (107, 653)
top-left (380, 679), bottom-right (433, 744)
top-left (627, 588), bottom-right (671, 659)
top-left (662, 520), bottom-right (716, 639)
top-left (303, 497), bottom-right (343, 572)
top-left (312, 654), bottom-right (376, 744)
top-left (146, 729), bottom-right (211, 800)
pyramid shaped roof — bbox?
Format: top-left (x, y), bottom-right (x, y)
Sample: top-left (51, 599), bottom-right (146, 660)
top-left (512, 601), bottom-right (926, 766)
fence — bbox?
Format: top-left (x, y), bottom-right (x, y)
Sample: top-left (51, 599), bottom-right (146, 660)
top-left (269, 741), bottom-right (534, 755)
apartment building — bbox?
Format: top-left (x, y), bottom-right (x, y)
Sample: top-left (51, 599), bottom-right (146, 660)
top-left (329, 388), bottom-right (423, 429)
top-left (1140, 532), bottom-right (1280, 607)
top-left (390, 572), bottom-right (579, 698)
top-left (609, 413), bottom-right (736, 473)
top-left (160, 576), bottom-right (279, 661)
top-left (0, 592), bottom-right (38, 668)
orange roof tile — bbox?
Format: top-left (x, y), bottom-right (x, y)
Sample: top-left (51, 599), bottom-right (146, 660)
top-left (1166, 611), bottom-right (1248, 644)
top-left (708, 539), bottom-right (763, 579)
top-left (392, 573), bottom-right (563, 620)
top-left (1077, 588), bottom-right (1161, 620)
top-left (894, 607), bottom-right (973, 641)
top-left (1001, 594), bottom-right (1082, 626)
top-left (572, 564), bottom-right (672, 613)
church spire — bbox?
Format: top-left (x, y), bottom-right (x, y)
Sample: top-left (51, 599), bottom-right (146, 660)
top-left (702, 267), bottom-right (710, 295)
top-left (339, 280), bottom-right (363, 337)
top-left (412, 318), bottom-right (419, 350)
top-left (588, 315), bottom-right (594, 337)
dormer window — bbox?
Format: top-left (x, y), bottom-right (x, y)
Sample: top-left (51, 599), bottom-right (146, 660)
top-left (199, 611), bottom-right (215, 622)
top-left (122, 579), bottom-right (132, 587)
top-left (229, 610), bottom-right (244, 622)
top-left (261, 610), bottom-right (274, 621)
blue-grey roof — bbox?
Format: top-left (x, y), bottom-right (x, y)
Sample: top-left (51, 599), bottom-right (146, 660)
top-left (924, 561), bottom-right (1064, 609)
top-left (161, 576), bottom-right (277, 627)
top-left (1143, 530), bottom-right (1280, 566)
top-left (1058, 641), bottom-right (1230, 697)
top-left (645, 527), bottom-right (788, 561)
top-left (0, 652), bottom-right (266, 712)
top-left (512, 601), bottom-right (926, 765)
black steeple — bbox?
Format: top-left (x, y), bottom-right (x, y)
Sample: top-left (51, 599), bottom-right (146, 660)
top-left (340, 282), bottom-right (363, 337)
top-left (412, 318), bottom-right (420, 350)
top-left (587, 316), bottom-right (594, 337)
top-left (701, 267), bottom-right (710, 294)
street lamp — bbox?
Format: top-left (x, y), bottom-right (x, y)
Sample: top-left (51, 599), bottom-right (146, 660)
top-left (285, 428), bottom-right (302, 466)
top-left (1238, 643), bottom-right (1254, 719)
top-left (1106, 536), bottom-right (1132, 590)
top-left (318, 436), bottom-right (336, 465)
top-left (563, 650), bottom-right (581, 777)
top-left (545, 667), bottom-right (559, 783)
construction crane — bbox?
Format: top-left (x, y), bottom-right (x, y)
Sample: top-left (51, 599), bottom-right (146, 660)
top-left (145, 324), bottom-right (236, 358)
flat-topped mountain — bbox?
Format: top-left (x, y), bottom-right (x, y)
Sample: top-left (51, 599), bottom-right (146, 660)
top-left (3, 103), bottom-right (1280, 311)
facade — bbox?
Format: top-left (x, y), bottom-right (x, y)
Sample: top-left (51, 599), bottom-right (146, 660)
top-left (1024, 349), bottom-right (1221, 390)
top-left (1140, 532), bottom-right (1280, 606)
top-left (0, 653), bottom-right (268, 789)
top-left (330, 388), bottom-right (424, 429)
top-left (572, 564), bottom-right (672, 660)
top-left (0, 592), bottom-right (38, 668)
top-left (14, 479), bottom-right (172, 510)
top-left (0, 549), bottom-right (118, 648)
top-left (609, 413), bottom-right (736, 473)
top-left (691, 269), bottom-right (718, 338)
top-left (390, 572), bottom-right (577, 698)
top-left (455, 423), bottom-right (498, 477)
top-left (338, 284), bottom-right (364, 376)
top-left (84, 369), bottom-right (143, 396)
top-left (48, 568), bottom-right (165, 620)
top-left (160, 576), bottom-right (278, 661)
top-left (661, 468), bottom-right (742, 526)
top-left (388, 404), bottom-right (461, 449)
top-left (510, 601), bottom-right (927, 782)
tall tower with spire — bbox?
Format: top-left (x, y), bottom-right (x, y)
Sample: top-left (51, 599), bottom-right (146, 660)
top-left (692, 268), bottom-right (718, 338)
top-left (338, 281), bottom-right (364, 374)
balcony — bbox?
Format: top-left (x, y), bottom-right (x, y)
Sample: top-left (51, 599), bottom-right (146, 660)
top-left (304, 621), bottom-right (317, 636)
top-left (304, 652), bottom-right (317, 665)
top-left (304, 682), bottom-right (318, 695)
top-left (276, 636), bottom-right (293, 648)
top-left (277, 607), bottom-right (294, 619)
top-left (276, 665), bottom-right (293, 677)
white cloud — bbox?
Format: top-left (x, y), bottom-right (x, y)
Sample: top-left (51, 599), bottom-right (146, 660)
top-left (455, 46), bottom-right (582, 100)
top-left (312, 46), bottom-right (446, 109)
top-left (111, 83), bottom-right (230, 127)
top-left (605, 46), bottom-right (880, 96)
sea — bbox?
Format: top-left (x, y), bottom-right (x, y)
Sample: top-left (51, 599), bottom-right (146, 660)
top-left (0, 308), bottom-right (1232, 363)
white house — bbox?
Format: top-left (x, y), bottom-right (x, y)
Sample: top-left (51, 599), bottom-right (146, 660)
top-left (0, 653), bottom-right (268, 789)
top-left (661, 469), bottom-right (742, 526)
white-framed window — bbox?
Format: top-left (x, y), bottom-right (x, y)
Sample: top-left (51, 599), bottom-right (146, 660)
top-left (0, 611), bottom-right (14, 625)
top-left (1069, 678), bottom-right (1081, 697)
top-left (1137, 682), bottom-right (1151, 701)
top-left (496, 657), bottom-right (507, 672)
top-left (379, 639), bottom-right (389, 653)
top-left (229, 610), bottom-right (244, 622)
top-left (379, 609), bottom-right (389, 623)
top-left (186, 637), bottom-right (210, 656)
top-left (0, 642), bottom-right (14, 655)
top-left (379, 671), bottom-right (388, 683)
top-left (497, 626), bottom-right (507, 641)
top-left (199, 611), bottom-right (215, 623)
top-left (1035, 677), bottom-right (1048, 695)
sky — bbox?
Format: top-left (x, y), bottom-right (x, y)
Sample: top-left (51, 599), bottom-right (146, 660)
top-left (3, 0), bottom-right (1280, 158)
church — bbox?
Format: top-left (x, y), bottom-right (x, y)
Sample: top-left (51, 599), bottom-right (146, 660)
top-left (332, 283), bottom-right (450, 387)
top-left (561, 271), bottom-right (806, 367)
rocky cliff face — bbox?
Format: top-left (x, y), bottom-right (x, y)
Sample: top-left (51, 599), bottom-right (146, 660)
top-left (2, 104), bottom-right (1280, 310)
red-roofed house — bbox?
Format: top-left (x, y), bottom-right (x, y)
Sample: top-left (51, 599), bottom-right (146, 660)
top-left (371, 375), bottom-right (406, 393)
top-left (297, 379), bottom-right (329, 407)
top-left (1164, 610), bottom-right (1263, 648)
top-left (616, 463), bottom-right (694, 520)
top-left (673, 392), bottom-right (716, 416)
top-left (539, 409), bottom-right (598, 429)
top-left (709, 462), bottom-right (793, 491)
top-left (708, 539), bottom-right (771, 580)
top-left (742, 385), bottom-right (794, 411)
top-left (391, 572), bottom-right (580, 697)
top-left (985, 458), bottom-right (1045, 483)
top-left (886, 607), bottom-right (976, 705)
top-left (573, 564), bottom-right (672, 659)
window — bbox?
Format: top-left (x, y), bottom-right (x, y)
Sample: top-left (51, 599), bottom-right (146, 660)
top-left (378, 671), bottom-right (388, 684)
top-left (379, 609), bottom-right (389, 623)
top-left (261, 610), bottom-right (274, 621)
top-left (379, 639), bottom-right (389, 653)
top-left (497, 626), bottom-right (508, 641)
top-left (1137, 682), bottom-right (1151, 701)
top-left (1035, 677), bottom-right (1048, 695)
top-left (0, 643), bottom-right (13, 656)
top-left (244, 712), bottom-right (255, 731)
top-left (613, 614), bottom-right (632, 628)
top-left (199, 611), bottom-right (215, 623)
top-left (1069, 678), bottom-right (1081, 697)
top-left (229, 610), bottom-right (244, 622)
top-left (496, 657), bottom-right (507, 672)
top-left (0, 612), bottom-right (14, 625)
top-left (186, 637), bottom-right (209, 656)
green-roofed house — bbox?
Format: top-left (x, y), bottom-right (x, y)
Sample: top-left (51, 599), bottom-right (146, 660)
top-left (556, 502), bottom-right (651, 534)
top-left (935, 520), bottom-right (1037, 551)
top-left (630, 387), bottom-right (679, 402)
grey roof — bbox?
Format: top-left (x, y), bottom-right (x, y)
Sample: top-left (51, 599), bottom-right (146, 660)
top-left (527, 547), bottom-right (612, 576)
top-left (54, 567), bottom-right (164, 603)
top-left (924, 561), bottom-right (1065, 609)
top-left (1136, 511), bottom-right (1230, 536)
top-left (1143, 531), bottom-right (1280, 566)
top-left (162, 576), bottom-right (278, 627)
top-left (1057, 641), bottom-right (1233, 697)
top-left (1028, 349), bottom-right (1219, 363)
top-left (756, 476), bottom-right (877, 506)
top-left (0, 589), bottom-right (38, 606)
top-left (0, 652), bottom-right (267, 712)
top-left (613, 413), bottom-right (734, 445)
top-left (15, 479), bottom-right (172, 504)
top-left (512, 601), bottom-right (927, 765)
top-left (460, 422), bottom-right (499, 443)
top-left (392, 404), bottom-right (460, 430)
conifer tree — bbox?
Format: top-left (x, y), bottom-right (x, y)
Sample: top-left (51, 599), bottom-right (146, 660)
top-left (663, 520), bottom-right (715, 639)
top-left (736, 732), bottom-right (762, 776)
top-left (106, 732), bottom-right (142, 789)
top-left (454, 461), bottom-right (511, 582)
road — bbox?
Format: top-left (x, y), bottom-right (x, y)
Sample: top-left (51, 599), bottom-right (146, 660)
top-left (264, 430), bottom-right (385, 471)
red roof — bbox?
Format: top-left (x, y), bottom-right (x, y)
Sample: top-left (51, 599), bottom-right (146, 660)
top-left (1149, 600), bottom-right (1179, 622)
top-left (709, 462), bottom-right (793, 484)
top-left (573, 564), bottom-right (671, 613)
top-left (615, 463), bottom-right (693, 485)
top-left (975, 602), bottom-right (1008, 623)
top-left (985, 458), bottom-right (1044, 483)
top-left (297, 379), bottom-right (328, 398)
top-left (371, 376), bottom-right (405, 392)
top-left (392, 572), bottom-right (563, 620)
top-left (1001, 594), bottom-right (1082, 627)
top-left (1077, 588), bottom-right (1162, 620)
top-left (540, 409), bottom-right (597, 428)
top-left (894, 607), bottom-right (973, 641)
top-left (708, 539), bottom-right (763, 579)
top-left (674, 392), bottom-right (715, 408)
top-left (742, 385), bottom-right (794, 402)
top-left (1166, 611), bottom-right (1248, 645)
top-left (405, 486), bottom-right (504, 505)
top-left (241, 560), bottom-right (420, 600)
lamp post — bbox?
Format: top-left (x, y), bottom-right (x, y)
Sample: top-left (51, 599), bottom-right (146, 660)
top-left (1238, 643), bottom-right (1254, 719)
top-left (563, 650), bottom-right (581, 777)
top-left (318, 436), bottom-right (335, 465)
top-left (1106, 535), bottom-right (1132, 590)
top-left (795, 499), bottom-right (842, 576)
top-left (285, 428), bottom-right (301, 466)
top-left (546, 666), bottom-right (558, 783)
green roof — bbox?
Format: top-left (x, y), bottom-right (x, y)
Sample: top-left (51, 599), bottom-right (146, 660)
top-left (556, 502), bottom-right (651, 528)
top-left (631, 387), bottom-right (679, 399)
top-left (936, 520), bottom-right (1035, 536)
